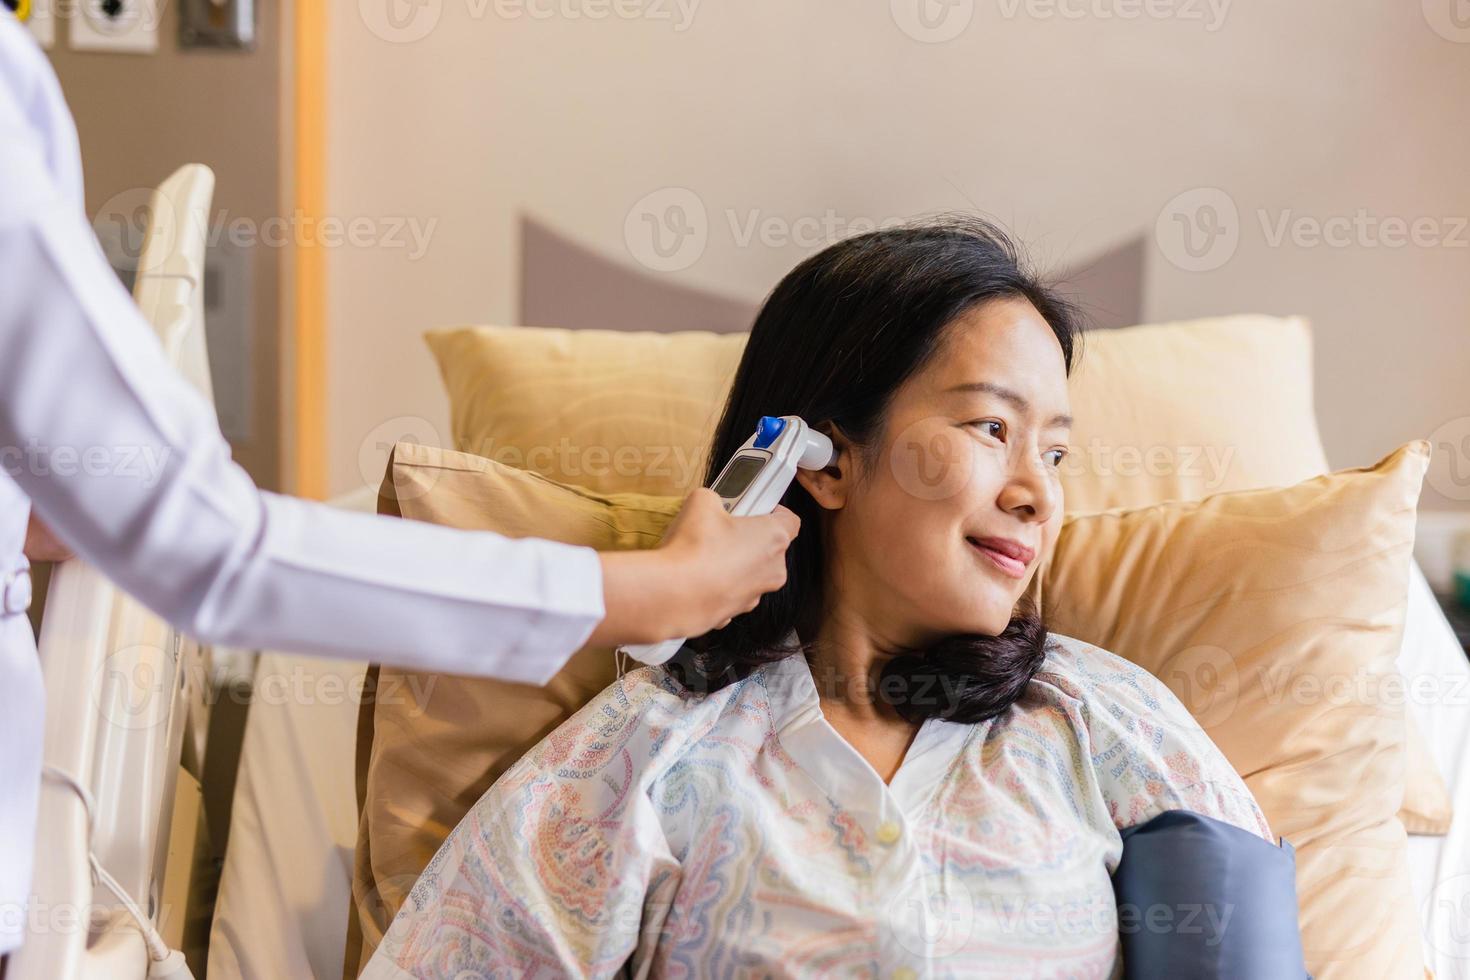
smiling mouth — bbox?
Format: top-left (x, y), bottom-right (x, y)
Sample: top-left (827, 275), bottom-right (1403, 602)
top-left (966, 537), bottom-right (1028, 579)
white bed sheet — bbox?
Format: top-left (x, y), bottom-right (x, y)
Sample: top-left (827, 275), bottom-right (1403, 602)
top-left (1401, 560), bottom-right (1470, 980)
top-left (206, 652), bottom-right (366, 980)
top-left (207, 487), bottom-right (379, 980)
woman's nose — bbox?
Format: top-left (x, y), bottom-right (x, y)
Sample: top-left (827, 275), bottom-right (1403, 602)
top-left (998, 451), bottom-right (1061, 522)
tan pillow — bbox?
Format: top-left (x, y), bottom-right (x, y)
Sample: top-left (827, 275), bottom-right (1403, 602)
top-left (1060, 314), bottom-right (1330, 511)
top-left (348, 442), bottom-right (681, 973)
top-left (1032, 440), bottom-right (1433, 979)
top-left (353, 440), bottom-right (1431, 978)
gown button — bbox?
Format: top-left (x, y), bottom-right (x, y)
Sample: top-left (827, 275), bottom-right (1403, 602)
top-left (875, 820), bottom-right (902, 846)
top-left (2, 562), bottom-right (31, 617)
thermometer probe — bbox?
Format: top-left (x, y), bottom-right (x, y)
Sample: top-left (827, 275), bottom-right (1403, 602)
top-left (618, 415), bottom-right (834, 666)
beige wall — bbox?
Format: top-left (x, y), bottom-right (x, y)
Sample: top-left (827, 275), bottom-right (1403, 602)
top-left (324, 1), bottom-right (1470, 509)
top-left (48, 1), bottom-right (287, 490)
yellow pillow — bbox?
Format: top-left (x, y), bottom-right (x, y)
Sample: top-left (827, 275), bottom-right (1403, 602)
top-left (1033, 439), bottom-right (1432, 979)
top-left (353, 440), bottom-right (1431, 978)
top-left (424, 325), bottom-right (746, 497)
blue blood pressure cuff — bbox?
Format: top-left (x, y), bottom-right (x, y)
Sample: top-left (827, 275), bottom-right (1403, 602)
top-left (1113, 809), bottom-right (1311, 979)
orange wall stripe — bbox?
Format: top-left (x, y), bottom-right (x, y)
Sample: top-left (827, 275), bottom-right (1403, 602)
top-left (292, 1), bottom-right (327, 499)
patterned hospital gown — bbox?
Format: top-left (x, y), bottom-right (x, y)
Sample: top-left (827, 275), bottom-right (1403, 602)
top-left (361, 632), bottom-right (1274, 979)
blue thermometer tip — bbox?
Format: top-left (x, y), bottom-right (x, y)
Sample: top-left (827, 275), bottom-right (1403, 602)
top-left (753, 416), bottom-right (786, 449)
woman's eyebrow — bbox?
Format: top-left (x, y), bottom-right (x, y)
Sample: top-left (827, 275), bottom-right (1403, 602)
top-left (945, 380), bottom-right (1073, 429)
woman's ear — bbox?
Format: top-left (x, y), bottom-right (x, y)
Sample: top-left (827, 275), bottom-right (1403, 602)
top-left (795, 421), bottom-right (851, 511)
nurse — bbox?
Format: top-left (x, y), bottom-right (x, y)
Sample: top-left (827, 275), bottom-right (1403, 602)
top-left (0, 11), bottom-right (797, 958)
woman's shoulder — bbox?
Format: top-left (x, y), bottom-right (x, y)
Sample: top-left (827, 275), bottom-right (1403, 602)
top-left (554, 662), bottom-right (723, 738)
top-left (1025, 631), bottom-right (1272, 838)
top-left (1024, 630), bottom-right (1217, 757)
top-left (585, 662), bottom-right (706, 718)
top-left (1031, 632), bottom-right (1183, 715)
top-left (512, 661), bottom-right (762, 780)
top-left (587, 661), bottom-right (771, 723)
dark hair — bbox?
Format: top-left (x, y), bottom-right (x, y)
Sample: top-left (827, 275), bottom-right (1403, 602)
top-left (667, 216), bottom-right (1084, 725)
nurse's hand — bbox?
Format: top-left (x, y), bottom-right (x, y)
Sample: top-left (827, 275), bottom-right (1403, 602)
top-left (589, 488), bottom-right (800, 647)
top-left (24, 514), bottom-right (73, 563)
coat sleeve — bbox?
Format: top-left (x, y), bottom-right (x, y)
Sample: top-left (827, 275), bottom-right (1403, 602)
top-left (0, 21), bottom-right (605, 684)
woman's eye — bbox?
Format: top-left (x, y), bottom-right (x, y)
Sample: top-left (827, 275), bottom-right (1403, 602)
top-left (1045, 448), bottom-right (1068, 468)
top-left (970, 420), bottom-right (1004, 440)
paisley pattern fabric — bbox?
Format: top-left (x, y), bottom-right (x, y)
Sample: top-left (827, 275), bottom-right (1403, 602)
top-left (361, 632), bottom-right (1272, 979)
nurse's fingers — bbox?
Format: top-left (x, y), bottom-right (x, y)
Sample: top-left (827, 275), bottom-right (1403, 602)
top-left (599, 488), bottom-right (799, 645)
top-left (736, 504), bottom-right (800, 543)
top-left (771, 504), bottom-right (800, 529)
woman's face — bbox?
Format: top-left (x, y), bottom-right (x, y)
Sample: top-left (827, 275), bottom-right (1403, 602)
top-left (798, 296), bottom-right (1072, 648)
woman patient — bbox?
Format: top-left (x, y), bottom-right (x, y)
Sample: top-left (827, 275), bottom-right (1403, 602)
top-left (363, 220), bottom-right (1274, 979)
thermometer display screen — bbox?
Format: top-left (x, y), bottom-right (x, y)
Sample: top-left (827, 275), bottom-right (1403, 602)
top-left (712, 454), bottom-right (765, 500)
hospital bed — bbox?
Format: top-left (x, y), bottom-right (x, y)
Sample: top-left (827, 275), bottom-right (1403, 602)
top-left (10, 164), bottom-right (219, 980)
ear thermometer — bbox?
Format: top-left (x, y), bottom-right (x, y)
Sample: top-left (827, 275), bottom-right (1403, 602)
top-left (618, 415), bottom-right (834, 666)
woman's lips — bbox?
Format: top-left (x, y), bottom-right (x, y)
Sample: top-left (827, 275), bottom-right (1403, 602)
top-left (966, 537), bottom-right (1028, 579)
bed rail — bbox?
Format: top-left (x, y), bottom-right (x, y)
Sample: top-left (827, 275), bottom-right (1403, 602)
top-left (8, 164), bottom-right (217, 980)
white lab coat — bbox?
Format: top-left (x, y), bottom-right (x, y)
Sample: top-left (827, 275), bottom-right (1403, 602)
top-left (0, 15), bottom-right (606, 955)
